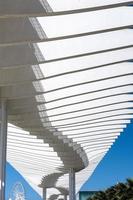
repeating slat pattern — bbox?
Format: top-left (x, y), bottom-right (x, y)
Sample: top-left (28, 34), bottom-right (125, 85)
top-left (0, 1), bottom-right (132, 198)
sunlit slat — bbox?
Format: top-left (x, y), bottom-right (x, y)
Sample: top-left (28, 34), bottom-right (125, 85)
top-left (47, 0), bottom-right (132, 12)
top-left (38, 29), bottom-right (133, 60)
top-left (40, 47), bottom-right (133, 78)
top-left (44, 75), bottom-right (133, 101)
top-left (38, 7), bottom-right (133, 38)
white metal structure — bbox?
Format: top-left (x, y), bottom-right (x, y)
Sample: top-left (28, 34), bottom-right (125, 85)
top-left (0, 1), bottom-right (133, 200)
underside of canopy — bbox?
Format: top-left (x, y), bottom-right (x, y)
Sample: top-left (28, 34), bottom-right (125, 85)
top-left (0, 1), bottom-right (133, 199)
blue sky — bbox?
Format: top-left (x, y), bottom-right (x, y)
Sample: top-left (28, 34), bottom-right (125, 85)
top-left (6, 163), bottom-right (42, 200)
top-left (81, 119), bottom-right (133, 191)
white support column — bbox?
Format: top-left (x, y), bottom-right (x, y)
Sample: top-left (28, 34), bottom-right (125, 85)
top-left (43, 187), bottom-right (47, 200)
top-left (69, 168), bottom-right (76, 200)
top-left (0, 100), bottom-right (8, 200)
top-left (64, 194), bottom-right (67, 200)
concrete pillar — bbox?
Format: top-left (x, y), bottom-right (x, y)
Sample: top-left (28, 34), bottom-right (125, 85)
top-left (0, 100), bottom-right (8, 200)
top-left (43, 187), bottom-right (47, 200)
top-left (64, 194), bottom-right (67, 200)
top-left (69, 168), bottom-right (76, 200)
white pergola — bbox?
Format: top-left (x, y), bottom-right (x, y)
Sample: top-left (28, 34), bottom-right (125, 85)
top-left (0, 1), bottom-right (133, 200)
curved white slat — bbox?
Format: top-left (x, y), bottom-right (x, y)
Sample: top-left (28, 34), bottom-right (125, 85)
top-left (38, 7), bottom-right (133, 38)
top-left (41, 63), bottom-right (133, 92)
top-left (44, 85), bottom-right (133, 110)
top-left (47, 0), bottom-right (132, 12)
top-left (40, 47), bottom-right (133, 78)
top-left (38, 29), bottom-right (133, 60)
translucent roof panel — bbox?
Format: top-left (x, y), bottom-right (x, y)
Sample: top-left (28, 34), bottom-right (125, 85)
top-left (47, 0), bottom-right (132, 12)
top-left (38, 7), bottom-right (133, 38)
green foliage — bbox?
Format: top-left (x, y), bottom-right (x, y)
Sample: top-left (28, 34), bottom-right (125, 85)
top-left (87, 178), bottom-right (133, 200)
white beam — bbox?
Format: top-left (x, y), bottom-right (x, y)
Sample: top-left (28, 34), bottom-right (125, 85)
top-left (43, 187), bottom-right (47, 200)
top-left (0, 100), bottom-right (8, 200)
top-left (69, 169), bottom-right (76, 200)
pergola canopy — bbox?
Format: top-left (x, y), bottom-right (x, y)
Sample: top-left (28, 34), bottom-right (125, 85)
top-left (0, 0), bottom-right (132, 199)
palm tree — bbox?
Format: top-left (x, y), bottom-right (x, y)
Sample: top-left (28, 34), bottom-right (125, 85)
top-left (87, 178), bottom-right (133, 200)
